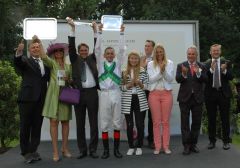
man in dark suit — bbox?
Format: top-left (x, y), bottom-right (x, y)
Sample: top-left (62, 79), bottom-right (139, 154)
top-left (14, 37), bottom-right (50, 163)
top-left (67, 18), bottom-right (99, 159)
top-left (204, 44), bottom-right (233, 150)
top-left (140, 40), bottom-right (155, 149)
top-left (176, 45), bottom-right (208, 155)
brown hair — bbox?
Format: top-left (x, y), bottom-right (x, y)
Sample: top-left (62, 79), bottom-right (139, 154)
top-left (78, 43), bottom-right (89, 52)
top-left (210, 44), bottom-right (221, 50)
top-left (104, 47), bottom-right (115, 54)
top-left (146, 40), bottom-right (155, 47)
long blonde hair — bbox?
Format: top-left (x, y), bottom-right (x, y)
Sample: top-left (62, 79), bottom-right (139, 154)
top-left (123, 51), bottom-right (140, 84)
top-left (153, 44), bottom-right (168, 71)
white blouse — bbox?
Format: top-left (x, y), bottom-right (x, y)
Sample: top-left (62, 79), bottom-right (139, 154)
top-left (147, 59), bottom-right (174, 91)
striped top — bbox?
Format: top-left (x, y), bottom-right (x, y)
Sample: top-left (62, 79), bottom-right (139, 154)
top-left (121, 67), bottom-right (149, 114)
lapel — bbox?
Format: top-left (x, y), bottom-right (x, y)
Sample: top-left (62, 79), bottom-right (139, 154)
top-left (29, 57), bottom-right (42, 76)
top-left (183, 61), bottom-right (192, 78)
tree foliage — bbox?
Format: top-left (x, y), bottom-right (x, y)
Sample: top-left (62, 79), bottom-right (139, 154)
top-left (0, 60), bottom-right (21, 148)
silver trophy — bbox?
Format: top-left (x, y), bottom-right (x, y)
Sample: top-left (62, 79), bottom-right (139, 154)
top-left (23, 18), bottom-right (57, 40)
top-left (101, 15), bottom-right (123, 31)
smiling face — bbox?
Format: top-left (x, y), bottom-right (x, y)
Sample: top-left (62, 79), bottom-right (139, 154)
top-left (210, 45), bottom-right (221, 59)
top-left (79, 45), bottom-right (89, 59)
top-left (155, 47), bottom-right (165, 62)
top-left (104, 48), bottom-right (115, 62)
top-left (129, 53), bottom-right (140, 67)
top-left (187, 48), bottom-right (197, 64)
top-left (53, 48), bottom-right (64, 59)
top-left (29, 42), bottom-right (41, 58)
top-left (144, 41), bottom-right (154, 56)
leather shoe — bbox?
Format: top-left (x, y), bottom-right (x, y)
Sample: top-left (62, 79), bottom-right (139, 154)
top-left (223, 143), bottom-right (230, 150)
top-left (182, 145), bottom-right (190, 155)
top-left (190, 145), bottom-right (200, 153)
top-left (114, 149), bottom-right (123, 158)
top-left (31, 152), bottom-right (42, 161)
top-left (89, 151), bottom-right (99, 159)
top-left (77, 151), bottom-right (87, 159)
top-left (207, 142), bottom-right (215, 150)
top-left (101, 150), bottom-right (110, 159)
top-left (23, 153), bottom-right (34, 164)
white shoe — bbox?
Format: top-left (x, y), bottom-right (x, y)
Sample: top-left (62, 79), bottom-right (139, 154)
top-left (164, 149), bottom-right (172, 155)
top-left (135, 148), bottom-right (142, 155)
top-left (126, 148), bottom-right (135, 155)
top-left (153, 150), bottom-right (160, 155)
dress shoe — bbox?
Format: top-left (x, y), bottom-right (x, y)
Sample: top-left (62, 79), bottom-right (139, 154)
top-left (207, 142), bottom-right (216, 150)
top-left (89, 151), bottom-right (99, 159)
top-left (31, 152), bottom-right (42, 161)
top-left (114, 149), bottom-right (123, 158)
top-left (223, 143), bottom-right (230, 150)
top-left (23, 153), bottom-right (34, 164)
top-left (182, 145), bottom-right (191, 155)
top-left (190, 145), bottom-right (200, 153)
top-left (77, 151), bottom-right (87, 159)
top-left (101, 150), bottom-right (110, 159)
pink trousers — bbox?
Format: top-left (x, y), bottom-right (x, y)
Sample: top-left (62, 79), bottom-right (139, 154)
top-left (148, 90), bottom-right (173, 151)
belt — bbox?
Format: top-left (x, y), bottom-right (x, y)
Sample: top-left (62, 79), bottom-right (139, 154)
top-left (80, 86), bottom-right (97, 91)
top-left (212, 87), bottom-right (222, 91)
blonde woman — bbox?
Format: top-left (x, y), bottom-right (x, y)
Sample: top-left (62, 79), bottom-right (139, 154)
top-left (147, 44), bottom-right (174, 155)
top-left (121, 51), bottom-right (149, 156)
top-left (41, 43), bottom-right (72, 161)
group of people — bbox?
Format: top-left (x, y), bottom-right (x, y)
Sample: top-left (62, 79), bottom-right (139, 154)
top-left (14, 18), bottom-right (233, 164)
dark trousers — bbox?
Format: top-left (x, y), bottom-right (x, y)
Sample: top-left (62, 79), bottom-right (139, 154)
top-left (145, 90), bottom-right (153, 143)
top-left (205, 90), bottom-right (230, 143)
top-left (75, 87), bottom-right (99, 153)
top-left (179, 94), bottom-right (203, 146)
top-left (19, 100), bottom-right (44, 155)
top-left (125, 95), bottom-right (145, 148)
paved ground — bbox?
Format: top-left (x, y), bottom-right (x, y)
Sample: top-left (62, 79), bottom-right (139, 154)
top-left (0, 136), bottom-right (239, 168)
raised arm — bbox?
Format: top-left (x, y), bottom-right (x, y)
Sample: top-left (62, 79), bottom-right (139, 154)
top-left (66, 17), bottom-right (78, 63)
top-left (116, 24), bottom-right (126, 66)
top-left (14, 39), bottom-right (26, 70)
top-left (94, 23), bottom-right (104, 67)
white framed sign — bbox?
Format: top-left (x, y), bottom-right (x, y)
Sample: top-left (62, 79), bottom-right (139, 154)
top-left (23, 18), bottom-right (57, 40)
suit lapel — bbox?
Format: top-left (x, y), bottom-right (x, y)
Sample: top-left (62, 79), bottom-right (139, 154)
top-left (29, 57), bottom-right (42, 76)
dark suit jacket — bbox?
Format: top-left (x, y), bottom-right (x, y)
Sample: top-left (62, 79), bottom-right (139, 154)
top-left (204, 57), bottom-right (233, 99)
top-left (14, 55), bottom-right (50, 102)
top-left (68, 36), bottom-right (99, 90)
top-left (176, 61), bottom-right (208, 103)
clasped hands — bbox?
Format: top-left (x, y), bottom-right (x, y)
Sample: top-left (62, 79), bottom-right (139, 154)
top-left (126, 79), bottom-right (144, 89)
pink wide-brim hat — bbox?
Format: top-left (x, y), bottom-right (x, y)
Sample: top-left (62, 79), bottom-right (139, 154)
top-left (47, 43), bottom-right (69, 56)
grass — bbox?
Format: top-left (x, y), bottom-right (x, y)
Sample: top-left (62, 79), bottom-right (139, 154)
top-left (232, 134), bottom-right (240, 148)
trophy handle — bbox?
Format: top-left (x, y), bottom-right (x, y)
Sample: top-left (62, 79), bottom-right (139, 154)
top-left (74, 21), bottom-right (92, 26)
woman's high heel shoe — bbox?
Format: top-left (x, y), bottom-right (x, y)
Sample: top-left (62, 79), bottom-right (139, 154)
top-left (53, 153), bottom-right (60, 162)
top-left (62, 151), bottom-right (72, 158)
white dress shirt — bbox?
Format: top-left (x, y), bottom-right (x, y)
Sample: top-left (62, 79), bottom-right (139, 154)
top-left (81, 62), bottom-right (96, 88)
